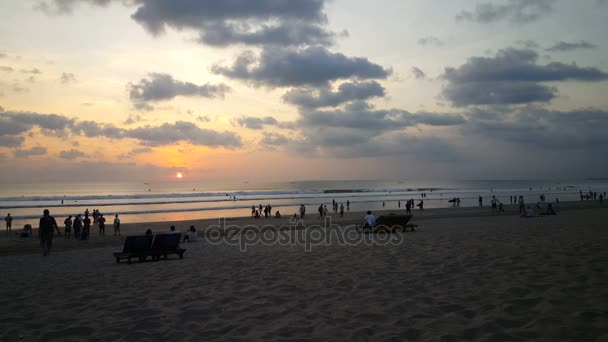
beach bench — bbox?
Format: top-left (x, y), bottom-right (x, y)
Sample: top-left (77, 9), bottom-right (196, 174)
top-left (358, 214), bottom-right (417, 233)
top-left (150, 233), bottom-right (186, 261)
top-left (113, 235), bottom-right (154, 264)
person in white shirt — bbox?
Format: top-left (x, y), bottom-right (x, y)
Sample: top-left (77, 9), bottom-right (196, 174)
top-left (364, 211), bottom-right (376, 227)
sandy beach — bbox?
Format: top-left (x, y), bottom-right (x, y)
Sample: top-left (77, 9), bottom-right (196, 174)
top-left (1, 202), bottom-right (607, 341)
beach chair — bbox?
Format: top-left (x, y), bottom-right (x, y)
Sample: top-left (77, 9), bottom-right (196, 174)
top-left (113, 235), bottom-right (153, 264)
top-left (358, 214), bottom-right (417, 233)
top-left (149, 233), bottom-right (186, 261)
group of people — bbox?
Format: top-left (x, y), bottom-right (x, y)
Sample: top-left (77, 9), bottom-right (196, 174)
top-left (62, 209), bottom-right (121, 239)
top-left (251, 204), bottom-right (277, 219)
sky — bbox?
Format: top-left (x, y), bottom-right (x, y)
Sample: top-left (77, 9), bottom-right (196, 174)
top-left (1, 0), bottom-right (607, 183)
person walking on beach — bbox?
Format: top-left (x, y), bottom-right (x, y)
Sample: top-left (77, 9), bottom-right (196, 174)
top-left (346, 200), bottom-right (350, 211)
top-left (113, 214), bottom-right (120, 235)
top-left (398, 200), bottom-right (401, 208)
top-left (98, 214), bottom-right (106, 236)
top-left (318, 204), bottom-right (324, 218)
top-left (478, 196), bottom-right (483, 207)
top-left (82, 215), bottom-right (91, 240)
top-left (491, 196), bottom-right (498, 213)
top-left (5, 213), bottom-right (12, 232)
top-left (599, 193), bottom-right (604, 205)
top-left (39, 209), bottom-right (58, 256)
top-left (417, 200), bottom-right (424, 211)
top-left (340, 203), bottom-right (344, 217)
top-left (299, 204), bottom-right (306, 219)
top-left (73, 214), bottom-right (82, 239)
top-left (518, 196), bottom-right (525, 213)
top-left (405, 201), bottom-right (411, 214)
top-left (64, 215), bottom-right (72, 239)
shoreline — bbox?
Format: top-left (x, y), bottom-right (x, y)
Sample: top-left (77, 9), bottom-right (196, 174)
top-left (1, 199), bottom-right (604, 257)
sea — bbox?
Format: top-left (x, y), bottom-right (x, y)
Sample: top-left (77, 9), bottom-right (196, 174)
top-left (1, 179), bottom-right (607, 227)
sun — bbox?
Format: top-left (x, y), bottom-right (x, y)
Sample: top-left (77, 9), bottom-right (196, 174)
top-left (176, 172), bottom-right (184, 179)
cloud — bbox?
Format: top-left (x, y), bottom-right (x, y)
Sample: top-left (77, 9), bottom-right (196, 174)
top-left (260, 132), bottom-right (290, 146)
top-left (197, 115), bottom-right (210, 123)
top-left (1, 107), bottom-right (243, 149)
top-left (123, 114), bottom-right (142, 125)
top-left (61, 72), bottom-right (77, 83)
top-left (299, 101), bottom-right (466, 134)
top-left (233, 116), bottom-right (278, 130)
top-left (59, 149), bottom-right (86, 159)
top-left (418, 36), bottom-right (444, 47)
top-left (80, 102), bottom-right (94, 106)
top-left (128, 73), bottom-right (230, 110)
top-left (212, 47), bottom-right (391, 87)
top-left (456, 0), bottom-right (556, 24)
top-left (0, 135), bottom-right (25, 147)
top-left (462, 107), bottom-right (608, 149)
top-left (282, 81), bottom-right (385, 109)
top-left (130, 0), bottom-right (336, 47)
top-left (14, 146), bottom-right (48, 158)
top-left (546, 40), bottom-right (598, 52)
top-left (0, 66), bottom-right (14, 72)
top-left (35, 0), bottom-right (113, 14)
top-left (0, 53), bottom-right (7, 58)
top-left (412, 67), bottom-right (426, 80)
top-left (442, 48), bottom-right (608, 106)
top-left (125, 121), bottom-right (242, 147)
top-left (20, 68), bottom-right (42, 74)
top-left (40, 0), bottom-right (338, 48)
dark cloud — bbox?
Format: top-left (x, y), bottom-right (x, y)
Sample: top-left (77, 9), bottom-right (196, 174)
top-left (418, 36), bottom-right (443, 47)
top-left (59, 149), bottom-right (86, 159)
top-left (233, 116), bottom-right (277, 130)
top-left (126, 121), bottom-right (242, 147)
top-left (128, 73), bottom-right (230, 110)
top-left (0, 110), bottom-right (75, 137)
top-left (412, 67), bottom-right (426, 80)
top-left (282, 81), bottom-right (385, 109)
top-left (1, 107), bottom-right (242, 149)
top-left (0, 66), bottom-right (14, 72)
top-left (546, 40), bottom-right (598, 52)
top-left (80, 102), bottom-right (94, 106)
top-left (0, 53), bottom-right (7, 58)
top-left (299, 101), bottom-right (465, 135)
top-left (130, 0), bottom-right (335, 47)
top-left (0, 136), bottom-right (25, 147)
top-left (61, 72), bottom-right (77, 83)
top-left (14, 146), bottom-right (47, 158)
top-left (41, 0), bottom-right (337, 48)
top-left (456, 0), bottom-right (556, 24)
top-left (212, 47), bottom-right (391, 87)
top-left (462, 107), bottom-right (608, 149)
top-left (442, 48), bottom-right (608, 106)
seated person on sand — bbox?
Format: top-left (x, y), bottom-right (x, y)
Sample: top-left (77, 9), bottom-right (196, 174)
top-left (541, 203), bottom-right (557, 216)
top-left (183, 226), bottom-right (198, 242)
top-left (364, 210), bottom-right (376, 228)
top-left (275, 211), bottom-right (281, 218)
top-left (19, 224), bottom-right (33, 238)
top-left (521, 206), bottom-right (539, 218)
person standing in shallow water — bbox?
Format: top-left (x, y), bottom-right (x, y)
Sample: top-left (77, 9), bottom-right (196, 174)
top-left (39, 209), bottom-right (58, 256)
